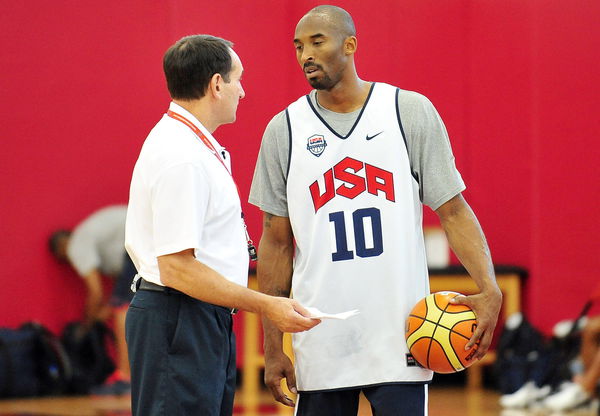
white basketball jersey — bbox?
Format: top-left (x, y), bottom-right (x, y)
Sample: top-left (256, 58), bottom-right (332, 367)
top-left (286, 83), bottom-right (433, 391)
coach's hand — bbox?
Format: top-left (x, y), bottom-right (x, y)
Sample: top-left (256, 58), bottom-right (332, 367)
top-left (451, 288), bottom-right (502, 360)
top-left (264, 297), bottom-right (321, 333)
top-left (264, 349), bottom-right (297, 407)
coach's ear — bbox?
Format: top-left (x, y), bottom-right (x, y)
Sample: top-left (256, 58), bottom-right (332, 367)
top-left (208, 73), bottom-right (223, 98)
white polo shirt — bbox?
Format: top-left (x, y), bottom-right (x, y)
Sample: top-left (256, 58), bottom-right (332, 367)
top-left (125, 102), bottom-right (248, 287)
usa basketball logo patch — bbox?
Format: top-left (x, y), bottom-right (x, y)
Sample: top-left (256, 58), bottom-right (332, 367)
top-left (306, 134), bottom-right (327, 157)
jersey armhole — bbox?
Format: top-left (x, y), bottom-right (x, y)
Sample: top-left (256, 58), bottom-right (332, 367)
top-left (285, 108), bottom-right (293, 182)
top-left (395, 88), bottom-right (420, 185)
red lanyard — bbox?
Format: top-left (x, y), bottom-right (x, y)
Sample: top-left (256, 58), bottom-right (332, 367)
top-left (167, 110), bottom-right (230, 174)
top-left (166, 109), bottom-right (258, 261)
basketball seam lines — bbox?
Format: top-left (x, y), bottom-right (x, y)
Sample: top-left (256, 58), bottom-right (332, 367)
top-left (407, 315), bottom-right (472, 341)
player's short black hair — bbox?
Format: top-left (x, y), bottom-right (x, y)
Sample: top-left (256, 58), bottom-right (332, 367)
top-left (163, 34), bottom-right (234, 100)
top-left (48, 229), bottom-right (71, 258)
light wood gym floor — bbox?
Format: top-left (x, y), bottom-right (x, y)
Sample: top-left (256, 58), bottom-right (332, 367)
top-left (0, 386), bottom-right (596, 416)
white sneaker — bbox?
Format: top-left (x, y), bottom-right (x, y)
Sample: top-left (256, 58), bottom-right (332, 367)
top-left (500, 381), bottom-right (552, 408)
top-left (543, 382), bottom-right (592, 411)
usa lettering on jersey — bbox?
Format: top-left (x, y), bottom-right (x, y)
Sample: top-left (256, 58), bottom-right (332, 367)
top-left (309, 156), bottom-right (395, 212)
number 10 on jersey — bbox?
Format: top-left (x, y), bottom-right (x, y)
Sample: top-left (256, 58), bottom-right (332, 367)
top-left (329, 207), bottom-right (383, 262)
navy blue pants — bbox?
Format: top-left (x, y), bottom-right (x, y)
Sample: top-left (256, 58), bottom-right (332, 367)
top-left (125, 288), bottom-right (236, 416)
top-left (109, 253), bottom-right (136, 307)
top-left (296, 383), bottom-right (428, 416)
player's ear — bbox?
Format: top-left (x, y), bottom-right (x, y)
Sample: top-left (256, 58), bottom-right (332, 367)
top-left (344, 36), bottom-right (357, 56)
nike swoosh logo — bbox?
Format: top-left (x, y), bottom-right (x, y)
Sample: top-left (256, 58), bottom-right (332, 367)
top-left (366, 131), bottom-right (383, 141)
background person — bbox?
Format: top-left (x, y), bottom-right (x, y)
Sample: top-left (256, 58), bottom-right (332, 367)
top-left (49, 204), bottom-right (133, 395)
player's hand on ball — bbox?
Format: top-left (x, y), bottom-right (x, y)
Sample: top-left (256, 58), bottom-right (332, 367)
top-left (450, 288), bottom-right (502, 360)
top-left (264, 349), bottom-right (297, 407)
top-left (264, 297), bottom-right (321, 333)
top-left (406, 291), bottom-right (480, 372)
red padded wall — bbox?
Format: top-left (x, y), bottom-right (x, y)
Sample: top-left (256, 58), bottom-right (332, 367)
top-left (1, 1), bottom-right (598, 342)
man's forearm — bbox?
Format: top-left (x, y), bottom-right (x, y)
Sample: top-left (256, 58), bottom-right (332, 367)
top-left (84, 295), bottom-right (104, 324)
top-left (257, 213), bottom-right (295, 352)
top-left (436, 194), bottom-right (502, 355)
top-left (83, 270), bottom-right (106, 325)
top-left (437, 195), bottom-right (498, 293)
top-left (159, 250), bottom-right (273, 314)
top-left (158, 237), bottom-right (316, 334)
top-left (258, 244), bottom-right (294, 351)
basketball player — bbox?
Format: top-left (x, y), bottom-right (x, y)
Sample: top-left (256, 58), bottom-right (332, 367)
top-left (250, 6), bottom-right (502, 415)
top-left (49, 205), bottom-right (134, 395)
top-left (125, 35), bottom-right (319, 416)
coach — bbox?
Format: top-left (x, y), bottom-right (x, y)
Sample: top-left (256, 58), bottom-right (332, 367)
top-left (124, 35), bottom-right (319, 416)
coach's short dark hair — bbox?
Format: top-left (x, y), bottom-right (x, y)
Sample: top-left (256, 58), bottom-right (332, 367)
top-left (163, 35), bottom-right (234, 100)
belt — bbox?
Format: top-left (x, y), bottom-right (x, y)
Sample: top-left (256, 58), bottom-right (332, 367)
top-left (137, 278), bottom-right (238, 315)
top-left (137, 278), bottom-right (182, 294)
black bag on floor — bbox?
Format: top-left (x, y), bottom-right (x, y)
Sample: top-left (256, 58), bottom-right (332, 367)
top-left (22, 322), bottom-right (72, 395)
top-left (493, 314), bottom-right (546, 394)
top-left (61, 321), bottom-right (115, 394)
top-left (0, 325), bottom-right (40, 397)
top-left (0, 322), bottom-right (70, 398)
top-left (534, 299), bottom-right (593, 390)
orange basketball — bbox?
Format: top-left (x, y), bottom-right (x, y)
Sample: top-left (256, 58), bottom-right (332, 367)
top-left (405, 291), bottom-right (479, 373)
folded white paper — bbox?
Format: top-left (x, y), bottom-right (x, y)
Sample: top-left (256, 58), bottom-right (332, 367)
top-left (305, 307), bottom-right (360, 320)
